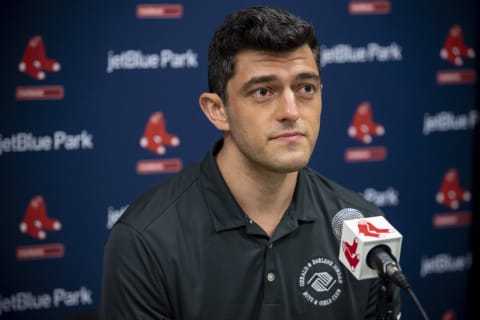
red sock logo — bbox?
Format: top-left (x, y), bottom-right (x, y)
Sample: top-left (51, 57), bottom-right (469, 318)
top-left (348, 102), bottom-right (385, 144)
top-left (440, 25), bottom-right (475, 66)
top-left (357, 220), bottom-right (393, 238)
top-left (140, 112), bottom-right (180, 155)
top-left (18, 35), bottom-right (61, 80)
top-left (436, 168), bottom-right (471, 210)
top-left (19, 195), bottom-right (62, 240)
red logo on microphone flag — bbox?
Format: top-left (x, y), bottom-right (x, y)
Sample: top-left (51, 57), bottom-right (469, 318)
top-left (19, 195), bottom-right (62, 240)
top-left (339, 216), bottom-right (402, 280)
top-left (357, 220), bottom-right (393, 238)
top-left (342, 238), bottom-right (360, 271)
top-left (18, 35), bottom-right (61, 80)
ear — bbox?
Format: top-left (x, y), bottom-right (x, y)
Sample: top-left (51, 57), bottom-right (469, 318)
top-left (199, 93), bottom-right (230, 131)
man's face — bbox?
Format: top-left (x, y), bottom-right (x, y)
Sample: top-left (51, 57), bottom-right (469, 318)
top-left (223, 44), bottom-right (322, 173)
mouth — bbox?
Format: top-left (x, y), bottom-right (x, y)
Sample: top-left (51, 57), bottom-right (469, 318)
top-left (270, 131), bottom-right (306, 142)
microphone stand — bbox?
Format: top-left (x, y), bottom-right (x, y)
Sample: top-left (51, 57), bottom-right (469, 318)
top-left (369, 246), bottom-right (430, 319)
top-left (376, 275), bottom-right (396, 320)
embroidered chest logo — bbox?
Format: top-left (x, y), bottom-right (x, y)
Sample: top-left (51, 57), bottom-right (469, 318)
top-left (298, 257), bottom-right (343, 307)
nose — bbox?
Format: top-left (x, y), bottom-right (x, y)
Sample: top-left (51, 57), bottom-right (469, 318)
top-left (275, 89), bottom-right (300, 122)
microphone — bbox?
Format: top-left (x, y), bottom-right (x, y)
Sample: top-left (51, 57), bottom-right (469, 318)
top-left (332, 208), bottom-right (410, 289)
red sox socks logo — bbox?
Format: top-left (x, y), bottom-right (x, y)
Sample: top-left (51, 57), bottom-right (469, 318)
top-left (436, 168), bottom-right (471, 210)
top-left (342, 220), bottom-right (393, 271)
top-left (140, 111), bottom-right (180, 155)
top-left (348, 102), bottom-right (385, 144)
top-left (357, 220), bottom-right (393, 238)
top-left (18, 35), bottom-right (61, 80)
top-left (19, 195), bottom-right (62, 240)
top-left (440, 24), bottom-right (475, 66)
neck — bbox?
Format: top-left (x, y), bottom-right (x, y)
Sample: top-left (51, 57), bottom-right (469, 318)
top-left (216, 143), bottom-right (298, 237)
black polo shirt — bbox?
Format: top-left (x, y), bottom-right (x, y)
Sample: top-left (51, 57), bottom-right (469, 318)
top-left (101, 140), bottom-right (400, 320)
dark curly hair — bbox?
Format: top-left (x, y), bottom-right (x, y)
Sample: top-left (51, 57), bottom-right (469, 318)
top-left (207, 6), bottom-right (321, 104)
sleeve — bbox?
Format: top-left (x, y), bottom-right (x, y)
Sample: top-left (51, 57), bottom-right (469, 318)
top-left (100, 222), bottom-right (173, 320)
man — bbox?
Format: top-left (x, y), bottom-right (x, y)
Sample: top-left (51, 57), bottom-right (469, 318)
top-left (101, 6), bottom-right (400, 319)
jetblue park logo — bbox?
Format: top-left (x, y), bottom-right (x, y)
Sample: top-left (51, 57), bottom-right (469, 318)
top-left (106, 49), bottom-right (198, 73)
top-left (422, 110), bottom-right (478, 135)
top-left (0, 130), bottom-right (94, 156)
top-left (420, 252), bottom-right (471, 278)
top-left (0, 286), bottom-right (93, 317)
top-left (321, 42), bottom-right (402, 67)
top-left (360, 187), bottom-right (399, 207)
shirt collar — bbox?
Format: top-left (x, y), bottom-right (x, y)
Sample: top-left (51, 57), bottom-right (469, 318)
top-left (199, 139), bottom-right (318, 233)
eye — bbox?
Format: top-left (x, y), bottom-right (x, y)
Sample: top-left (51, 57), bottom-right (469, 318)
top-left (252, 87), bottom-right (272, 98)
top-left (250, 87), bottom-right (274, 101)
top-left (299, 83), bottom-right (317, 96)
top-left (299, 84), bottom-right (315, 94)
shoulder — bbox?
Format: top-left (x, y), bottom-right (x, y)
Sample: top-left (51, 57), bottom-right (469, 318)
top-left (116, 162), bottom-right (202, 232)
top-left (300, 167), bottom-right (384, 218)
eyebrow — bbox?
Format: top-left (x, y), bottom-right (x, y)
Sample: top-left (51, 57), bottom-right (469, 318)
top-left (240, 72), bottom-right (320, 93)
top-left (240, 75), bottom-right (278, 93)
top-left (296, 72), bottom-right (321, 82)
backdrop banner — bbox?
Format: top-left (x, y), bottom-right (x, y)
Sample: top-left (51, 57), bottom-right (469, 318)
top-left (0, 1), bottom-right (477, 319)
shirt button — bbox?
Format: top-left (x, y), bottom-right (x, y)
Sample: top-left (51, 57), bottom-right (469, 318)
top-left (267, 272), bottom-right (276, 282)
top-left (267, 242), bottom-right (273, 249)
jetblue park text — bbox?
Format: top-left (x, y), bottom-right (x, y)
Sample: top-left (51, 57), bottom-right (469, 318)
top-left (106, 49), bottom-right (199, 73)
top-left (0, 131), bottom-right (94, 156)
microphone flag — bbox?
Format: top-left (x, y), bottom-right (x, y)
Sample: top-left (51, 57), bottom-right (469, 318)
top-left (339, 216), bottom-right (403, 280)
